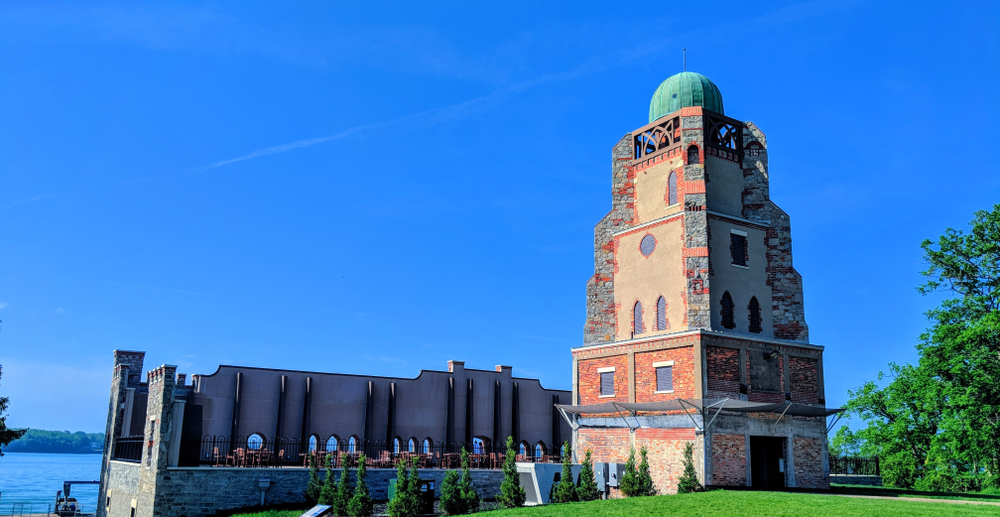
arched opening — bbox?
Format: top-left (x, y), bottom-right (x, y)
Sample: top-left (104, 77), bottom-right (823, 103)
top-left (687, 145), bottom-right (700, 165)
top-left (408, 438), bottom-right (417, 453)
top-left (348, 436), bottom-right (358, 454)
top-left (721, 291), bottom-right (735, 329)
top-left (534, 442), bottom-right (547, 459)
top-left (518, 441), bottom-right (528, 457)
top-left (393, 437), bottom-right (401, 454)
top-left (247, 433), bottom-right (264, 450)
top-left (423, 438), bottom-right (433, 454)
top-left (326, 435), bottom-right (339, 452)
top-left (308, 434), bottom-right (318, 452)
top-left (746, 141), bottom-right (763, 157)
top-left (748, 296), bottom-right (762, 333)
top-left (472, 437), bottom-right (488, 454)
top-left (633, 300), bottom-right (644, 335)
top-left (667, 171), bottom-right (678, 205)
top-left (656, 296), bottom-right (667, 331)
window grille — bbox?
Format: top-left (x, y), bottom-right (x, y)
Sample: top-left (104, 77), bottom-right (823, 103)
top-left (668, 171), bottom-right (678, 205)
top-left (749, 296), bottom-right (762, 333)
top-left (656, 296), bottom-right (667, 331)
top-left (600, 372), bottom-right (615, 396)
top-left (656, 366), bottom-right (673, 392)
top-left (687, 145), bottom-right (699, 165)
top-left (633, 301), bottom-right (644, 335)
top-left (731, 233), bottom-right (748, 266)
top-left (640, 234), bottom-right (656, 257)
top-left (721, 291), bottom-right (735, 329)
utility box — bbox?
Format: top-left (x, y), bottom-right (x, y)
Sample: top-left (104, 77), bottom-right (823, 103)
top-left (608, 462), bottom-right (625, 487)
top-left (593, 462), bottom-right (609, 494)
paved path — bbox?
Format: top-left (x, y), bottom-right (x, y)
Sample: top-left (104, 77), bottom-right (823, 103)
top-left (827, 493), bottom-right (1000, 506)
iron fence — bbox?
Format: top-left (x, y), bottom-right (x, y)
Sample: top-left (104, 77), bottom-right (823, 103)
top-left (0, 503), bottom-right (52, 516)
top-left (829, 455), bottom-right (880, 476)
top-left (111, 436), bottom-right (144, 463)
top-left (178, 435), bottom-right (564, 469)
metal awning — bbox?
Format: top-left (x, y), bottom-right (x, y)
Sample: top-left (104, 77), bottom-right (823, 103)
top-left (556, 398), bottom-right (843, 432)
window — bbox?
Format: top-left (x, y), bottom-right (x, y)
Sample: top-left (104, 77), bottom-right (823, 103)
top-left (731, 231), bottom-right (748, 267)
top-left (408, 438), bottom-right (417, 453)
top-left (746, 141), bottom-right (763, 157)
top-left (247, 434), bottom-right (264, 450)
top-left (749, 296), bottom-right (762, 333)
top-left (519, 442), bottom-right (527, 456)
top-left (326, 435), bottom-right (339, 452)
top-left (667, 171), bottom-right (678, 205)
top-left (393, 438), bottom-right (401, 453)
top-left (656, 296), bottom-right (667, 331)
top-left (687, 145), bottom-right (699, 165)
top-left (348, 436), bottom-right (358, 454)
top-left (308, 435), bottom-right (318, 452)
top-left (423, 438), bottom-right (432, 454)
top-left (721, 291), bottom-right (735, 329)
top-left (535, 442), bottom-right (545, 458)
top-left (560, 443), bottom-right (567, 458)
top-left (472, 437), bottom-right (485, 454)
top-left (633, 301), bottom-right (644, 335)
top-left (640, 234), bottom-right (656, 257)
top-left (599, 370), bottom-right (615, 396)
top-left (655, 363), bottom-right (674, 392)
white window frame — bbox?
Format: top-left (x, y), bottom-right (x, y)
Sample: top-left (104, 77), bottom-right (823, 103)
top-left (653, 361), bottom-right (675, 394)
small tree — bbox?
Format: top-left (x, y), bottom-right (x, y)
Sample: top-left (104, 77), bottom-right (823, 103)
top-left (677, 442), bottom-right (703, 494)
top-left (387, 459), bottom-right (413, 517)
top-left (440, 468), bottom-right (462, 515)
top-left (457, 447), bottom-right (480, 513)
top-left (496, 436), bottom-right (526, 508)
top-left (553, 441), bottom-right (577, 503)
top-left (319, 454), bottom-right (337, 505)
top-left (333, 454), bottom-right (354, 516)
top-left (348, 454), bottom-right (374, 517)
top-left (576, 449), bottom-right (601, 501)
top-left (305, 452), bottom-right (322, 504)
top-left (635, 447), bottom-right (656, 496)
top-left (0, 366), bottom-right (27, 455)
top-left (619, 447), bottom-right (639, 497)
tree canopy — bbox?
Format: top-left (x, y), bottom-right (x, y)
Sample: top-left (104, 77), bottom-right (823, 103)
top-left (0, 366), bottom-right (28, 455)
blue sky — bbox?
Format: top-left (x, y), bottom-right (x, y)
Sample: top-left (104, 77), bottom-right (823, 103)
top-left (1, 1), bottom-right (997, 433)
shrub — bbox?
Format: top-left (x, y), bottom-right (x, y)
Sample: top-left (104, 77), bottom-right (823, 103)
top-left (458, 447), bottom-right (480, 513)
top-left (553, 441), bottom-right (578, 503)
top-left (387, 458), bottom-right (419, 517)
top-left (496, 436), bottom-right (526, 508)
top-left (318, 454), bottom-right (337, 506)
top-left (440, 469), bottom-right (462, 515)
top-left (635, 447), bottom-right (656, 496)
top-left (676, 442), bottom-right (702, 494)
top-left (619, 447), bottom-right (639, 497)
top-left (305, 453), bottom-right (322, 505)
top-left (576, 449), bottom-right (601, 501)
top-left (347, 454), bottom-right (373, 517)
top-left (332, 454), bottom-right (354, 516)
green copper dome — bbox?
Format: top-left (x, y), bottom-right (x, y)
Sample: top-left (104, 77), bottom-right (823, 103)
top-left (648, 71), bottom-right (724, 123)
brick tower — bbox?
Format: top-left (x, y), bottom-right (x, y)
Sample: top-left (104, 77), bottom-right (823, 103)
top-left (569, 71), bottom-right (830, 493)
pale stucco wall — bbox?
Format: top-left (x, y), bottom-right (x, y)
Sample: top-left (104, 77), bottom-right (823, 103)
top-left (633, 159), bottom-right (685, 225)
top-left (613, 217), bottom-right (687, 341)
top-left (707, 217), bottom-right (773, 337)
top-left (705, 155), bottom-right (744, 217)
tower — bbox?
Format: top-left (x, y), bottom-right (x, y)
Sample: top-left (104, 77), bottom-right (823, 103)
top-left (570, 71), bottom-right (830, 493)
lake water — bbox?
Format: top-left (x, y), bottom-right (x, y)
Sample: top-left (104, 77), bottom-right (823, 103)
top-left (0, 452), bottom-right (102, 513)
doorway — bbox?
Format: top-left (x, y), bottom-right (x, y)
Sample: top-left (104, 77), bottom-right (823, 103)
top-left (749, 436), bottom-right (786, 490)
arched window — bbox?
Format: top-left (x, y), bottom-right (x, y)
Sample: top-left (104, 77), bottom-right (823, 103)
top-left (472, 437), bottom-right (485, 454)
top-left (519, 442), bottom-right (527, 456)
top-left (423, 438), bottom-right (432, 454)
top-left (633, 300), bottom-right (644, 335)
top-left (656, 296), bottom-right (667, 331)
top-left (560, 442), bottom-right (568, 458)
top-left (326, 435), bottom-right (339, 452)
top-left (687, 145), bottom-right (700, 165)
top-left (393, 438), bottom-right (401, 454)
top-left (308, 435), bottom-right (318, 452)
top-left (746, 141), bottom-right (763, 157)
top-left (748, 296), bottom-right (762, 333)
top-left (348, 436), bottom-right (358, 454)
top-left (667, 171), bottom-right (678, 205)
top-left (534, 442), bottom-right (546, 458)
top-left (247, 433), bottom-right (264, 450)
top-left (721, 291), bottom-right (735, 329)
top-left (408, 438), bottom-right (417, 453)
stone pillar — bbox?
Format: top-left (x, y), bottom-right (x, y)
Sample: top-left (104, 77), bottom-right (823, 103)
top-left (98, 351), bottom-right (138, 517)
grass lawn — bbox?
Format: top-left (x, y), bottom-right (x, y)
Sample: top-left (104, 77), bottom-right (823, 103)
top-left (488, 491), bottom-right (999, 517)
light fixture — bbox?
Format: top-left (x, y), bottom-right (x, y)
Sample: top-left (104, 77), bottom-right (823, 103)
top-left (765, 350), bottom-right (780, 360)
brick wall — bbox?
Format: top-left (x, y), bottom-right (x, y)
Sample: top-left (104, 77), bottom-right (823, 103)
top-left (634, 347), bottom-right (695, 402)
top-left (634, 428), bottom-right (696, 494)
top-left (793, 437), bottom-right (828, 489)
top-left (576, 428), bottom-right (631, 465)
top-left (710, 433), bottom-right (746, 487)
top-left (747, 351), bottom-right (785, 403)
top-left (789, 356), bottom-right (819, 404)
top-left (577, 355), bottom-right (629, 405)
top-left (706, 346), bottom-right (739, 397)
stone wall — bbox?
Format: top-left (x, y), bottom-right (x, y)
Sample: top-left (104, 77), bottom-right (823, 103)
top-left (830, 475), bottom-right (882, 486)
top-left (793, 437), bottom-right (828, 489)
top-left (710, 433), bottom-right (746, 487)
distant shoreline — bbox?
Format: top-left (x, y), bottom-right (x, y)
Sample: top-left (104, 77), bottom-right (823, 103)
top-left (5, 429), bottom-right (105, 455)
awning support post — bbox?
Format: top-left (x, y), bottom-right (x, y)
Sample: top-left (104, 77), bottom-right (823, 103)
top-left (770, 403), bottom-right (792, 433)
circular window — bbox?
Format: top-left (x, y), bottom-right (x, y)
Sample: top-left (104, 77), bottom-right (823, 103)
top-left (640, 234), bottom-right (656, 257)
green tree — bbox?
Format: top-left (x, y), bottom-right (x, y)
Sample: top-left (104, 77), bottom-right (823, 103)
top-left (496, 436), bottom-right (525, 508)
top-left (576, 449), bottom-right (601, 502)
top-left (333, 454), bottom-right (354, 516)
top-left (347, 454), bottom-right (373, 517)
top-left (0, 366), bottom-right (27, 455)
top-left (388, 457), bottom-right (421, 517)
top-left (635, 447), bottom-right (655, 496)
top-left (457, 447), bottom-right (480, 513)
top-left (305, 452), bottom-right (322, 505)
top-left (440, 468), bottom-right (461, 515)
top-left (676, 442), bottom-right (702, 494)
top-left (843, 205), bottom-right (1000, 490)
top-left (553, 441), bottom-right (577, 503)
top-left (619, 447), bottom-right (639, 497)
top-left (319, 454), bottom-right (337, 506)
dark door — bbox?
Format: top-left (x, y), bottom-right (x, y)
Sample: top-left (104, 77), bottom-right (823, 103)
top-left (749, 436), bottom-right (786, 490)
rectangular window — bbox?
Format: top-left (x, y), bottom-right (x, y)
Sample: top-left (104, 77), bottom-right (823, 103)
top-left (600, 371), bottom-right (615, 396)
top-left (730, 231), bottom-right (748, 267)
top-left (655, 366), bottom-right (673, 392)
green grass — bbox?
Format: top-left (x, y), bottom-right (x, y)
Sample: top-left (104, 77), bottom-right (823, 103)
top-left (229, 510), bottom-right (307, 517)
top-left (832, 484), bottom-right (1000, 503)
top-left (486, 491), bottom-right (999, 517)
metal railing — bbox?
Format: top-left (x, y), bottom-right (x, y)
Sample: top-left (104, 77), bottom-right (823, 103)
top-left (829, 456), bottom-right (880, 476)
top-left (179, 435), bottom-right (564, 469)
top-left (0, 503), bottom-right (52, 516)
top-left (111, 435), bottom-right (143, 463)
